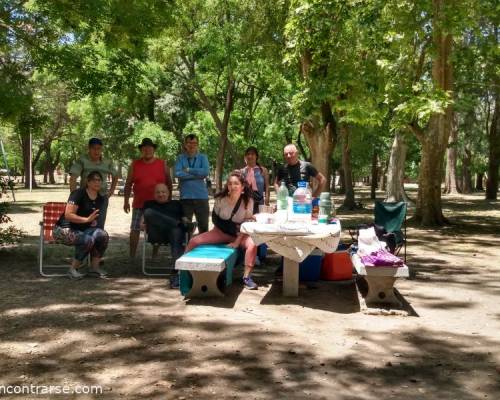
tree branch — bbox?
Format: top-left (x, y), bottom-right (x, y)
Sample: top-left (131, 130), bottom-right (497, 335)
top-left (408, 122), bottom-right (425, 142)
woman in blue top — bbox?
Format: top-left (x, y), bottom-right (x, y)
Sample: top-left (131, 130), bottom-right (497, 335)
top-left (241, 146), bottom-right (270, 214)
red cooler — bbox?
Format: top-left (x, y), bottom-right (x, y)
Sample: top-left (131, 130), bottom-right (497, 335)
top-left (321, 251), bottom-right (353, 281)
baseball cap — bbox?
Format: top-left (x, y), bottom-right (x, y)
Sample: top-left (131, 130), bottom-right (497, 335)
top-left (138, 138), bottom-right (157, 149)
top-left (88, 137), bottom-right (103, 146)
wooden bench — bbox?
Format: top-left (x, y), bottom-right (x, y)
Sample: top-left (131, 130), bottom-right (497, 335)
top-left (351, 253), bottom-right (409, 307)
top-left (175, 244), bottom-right (239, 297)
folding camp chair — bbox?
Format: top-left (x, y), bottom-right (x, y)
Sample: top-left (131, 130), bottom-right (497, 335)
top-left (39, 202), bottom-right (90, 277)
top-left (374, 201), bottom-right (407, 262)
top-left (39, 202), bottom-right (68, 276)
top-left (141, 222), bottom-right (197, 276)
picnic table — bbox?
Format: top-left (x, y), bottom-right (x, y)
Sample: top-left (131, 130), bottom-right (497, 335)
top-left (241, 220), bottom-right (341, 296)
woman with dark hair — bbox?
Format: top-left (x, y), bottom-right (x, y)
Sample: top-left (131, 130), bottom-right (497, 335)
top-left (241, 146), bottom-right (270, 214)
top-left (53, 170), bottom-right (109, 279)
top-left (184, 170), bottom-right (259, 289)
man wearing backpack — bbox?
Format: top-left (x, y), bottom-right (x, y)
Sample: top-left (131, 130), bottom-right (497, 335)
top-left (69, 137), bottom-right (118, 228)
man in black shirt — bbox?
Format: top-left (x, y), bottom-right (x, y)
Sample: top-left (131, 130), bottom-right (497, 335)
top-left (274, 144), bottom-right (326, 197)
top-left (142, 183), bottom-right (188, 288)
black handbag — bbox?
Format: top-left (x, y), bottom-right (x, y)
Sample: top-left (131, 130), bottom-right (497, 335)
top-left (250, 188), bottom-right (263, 203)
top-left (212, 197), bottom-right (242, 237)
top-left (242, 167), bottom-right (264, 203)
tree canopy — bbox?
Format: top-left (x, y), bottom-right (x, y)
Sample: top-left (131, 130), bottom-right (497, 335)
top-left (1, 0), bottom-right (498, 225)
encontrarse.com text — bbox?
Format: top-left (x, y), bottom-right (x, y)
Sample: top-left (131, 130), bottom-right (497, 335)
top-left (0, 385), bottom-right (103, 396)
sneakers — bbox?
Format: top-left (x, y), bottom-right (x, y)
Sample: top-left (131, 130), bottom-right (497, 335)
top-left (68, 267), bottom-right (86, 280)
top-left (243, 276), bottom-right (258, 290)
top-left (169, 274), bottom-right (180, 289)
top-left (89, 267), bottom-right (108, 278)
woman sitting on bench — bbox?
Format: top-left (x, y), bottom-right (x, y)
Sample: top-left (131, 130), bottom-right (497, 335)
top-left (53, 170), bottom-right (109, 280)
top-left (184, 170), bottom-right (258, 290)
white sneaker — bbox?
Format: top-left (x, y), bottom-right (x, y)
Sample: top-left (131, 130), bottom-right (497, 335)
top-left (89, 267), bottom-right (108, 278)
top-left (68, 268), bottom-right (85, 280)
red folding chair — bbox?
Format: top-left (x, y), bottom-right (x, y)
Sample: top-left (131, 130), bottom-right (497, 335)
top-left (38, 202), bottom-right (72, 277)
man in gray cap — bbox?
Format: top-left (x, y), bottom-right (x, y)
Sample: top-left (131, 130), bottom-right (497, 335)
top-left (69, 137), bottom-right (118, 227)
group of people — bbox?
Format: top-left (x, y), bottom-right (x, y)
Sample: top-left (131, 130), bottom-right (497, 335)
top-left (54, 135), bottom-right (326, 290)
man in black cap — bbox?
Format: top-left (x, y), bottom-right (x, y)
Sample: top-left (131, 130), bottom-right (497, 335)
top-left (124, 138), bottom-right (173, 259)
top-left (69, 137), bottom-right (118, 227)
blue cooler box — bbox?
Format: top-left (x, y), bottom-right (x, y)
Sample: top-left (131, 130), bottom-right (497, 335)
top-left (257, 243), bottom-right (268, 262)
top-left (279, 249), bottom-right (324, 282)
top-left (299, 249), bottom-right (324, 281)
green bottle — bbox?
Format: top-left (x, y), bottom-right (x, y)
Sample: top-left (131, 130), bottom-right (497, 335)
top-left (319, 192), bottom-right (333, 223)
top-left (277, 181), bottom-right (289, 211)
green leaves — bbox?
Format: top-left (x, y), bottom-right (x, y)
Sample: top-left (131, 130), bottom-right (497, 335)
top-left (392, 90), bottom-right (452, 129)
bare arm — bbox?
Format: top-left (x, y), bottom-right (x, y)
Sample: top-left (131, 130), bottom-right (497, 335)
top-left (165, 161), bottom-right (173, 201)
top-left (69, 175), bottom-right (78, 192)
top-left (312, 172), bottom-right (327, 198)
top-left (123, 165), bottom-right (134, 213)
top-left (108, 176), bottom-right (118, 197)
top-left (64, 203), bottom-right (99, 225)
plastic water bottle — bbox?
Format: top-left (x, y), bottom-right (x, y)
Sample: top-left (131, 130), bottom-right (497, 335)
top-left (277, 181), bottom-right (288, 211)
top-left (290, 181), bottom-right (312, 223)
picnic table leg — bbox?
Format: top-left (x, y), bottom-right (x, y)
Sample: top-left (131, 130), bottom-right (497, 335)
top-left (283, 257), bottom-right (299, 297)
top-left (186, 270), bottom-right (224, 297)
top-left (364, 276), bottom-right (401, 307)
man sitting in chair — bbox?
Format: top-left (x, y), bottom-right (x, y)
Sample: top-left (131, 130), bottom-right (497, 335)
top-left (141, 183), bottom-right (191, 289)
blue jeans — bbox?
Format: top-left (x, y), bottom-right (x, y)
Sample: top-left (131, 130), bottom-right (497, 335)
top-left (54, 226), bottom-right (109, 262)
top-left (143, 208), bottom-right (185, 261)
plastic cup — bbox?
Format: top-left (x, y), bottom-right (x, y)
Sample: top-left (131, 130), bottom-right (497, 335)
top-left (258, 205), bottom-right (274, 214)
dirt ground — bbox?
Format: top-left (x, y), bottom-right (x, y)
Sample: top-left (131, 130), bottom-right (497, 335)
top-left (0, 185), bottom-right (499, 400)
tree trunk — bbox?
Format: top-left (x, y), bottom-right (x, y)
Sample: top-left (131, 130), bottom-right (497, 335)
top-left (147, 90), bottom-right (156, 122)
top-left (444, 113), bottom-right (460, 194)
top-left (43, 161), bottom-right (49, 184)
top-left (370, 151), bottom-right (378, 199)
top-left (338, 168), bottom-right (345, 194)
top-left (475, 173), bottom-right (484, 191)
top-left (385, 132), bottom-right (409, 202)
top-left (330, 170), bottom-right (337, 193)
top-left (414, 1), bottom-right (453, 226)
top-left (301, 105), bottom-right (337, 191)
top-left (212, 78), bottom-right (235, 192)
top-left (21, 135), bottom-right (37, 189)
top-left (379, 159), bottom-right (388, 192)
top-left (486, 91), bottom-right (499, 200)
top-left (48, 165), bottom-right (56, 184)
top-left (215, 131), bottom-right (229, 191)
top-left (299, 52), bottom-right (338, 190)
top-left (340, 124), bottom-right (356, 209)
top-left (461, 146), bottom-right (473, 194)
top-left (416, 138), bottom-right (447, 225)
top-left (183, 52), bottom-right (236, 193)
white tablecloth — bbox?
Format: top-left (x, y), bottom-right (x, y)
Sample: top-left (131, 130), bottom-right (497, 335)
top-left (241, 221), bottom-right (342, 262)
